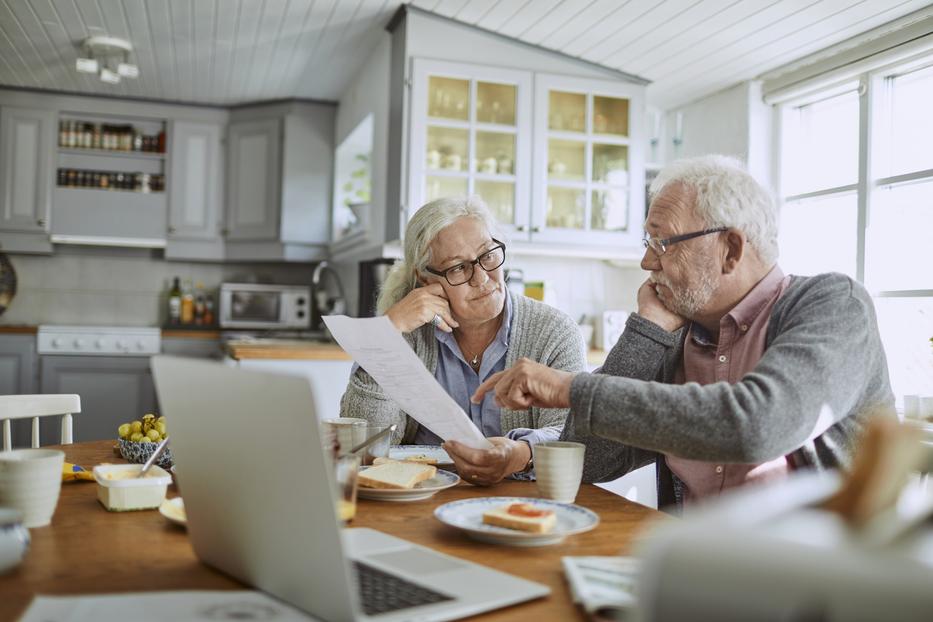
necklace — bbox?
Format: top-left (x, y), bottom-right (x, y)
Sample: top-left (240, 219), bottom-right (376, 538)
top-left (457, 334), bottom-right (497, 371)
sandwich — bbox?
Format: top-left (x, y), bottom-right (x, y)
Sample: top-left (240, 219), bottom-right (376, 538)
top-left (373, 454), bottom-right (438, 466)
top-left (358, 461), bottom-right (437, 490)
top-left (482, 503), bottom-right (557, 534)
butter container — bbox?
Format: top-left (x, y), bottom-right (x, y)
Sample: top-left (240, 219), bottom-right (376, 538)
top-left (93, 464), bottom-right (171, 511)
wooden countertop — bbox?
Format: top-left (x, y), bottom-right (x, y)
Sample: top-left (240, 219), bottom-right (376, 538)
top-left (226, 339), bottom-right (352, 361)
top-left (0, 325), bottom-right (37, 334)
top-left (0, 441), bottom-right (666, 622)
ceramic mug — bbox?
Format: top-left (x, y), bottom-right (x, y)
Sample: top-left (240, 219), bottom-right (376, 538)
top-left (0, 449), bottom-right (65, 528)
top-left (321, 418), bottom-right (368, 456)
top-left (480, 157), bottom-right (498, 174)
top-left (534, 441), bottom-right (585, 504)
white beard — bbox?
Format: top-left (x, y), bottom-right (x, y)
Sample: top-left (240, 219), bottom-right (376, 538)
top-left (651, 267), bottom-right (718, 319)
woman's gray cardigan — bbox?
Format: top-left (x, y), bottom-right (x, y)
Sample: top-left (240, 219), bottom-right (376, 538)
top-left (339, 291), bottom-right (587, 444)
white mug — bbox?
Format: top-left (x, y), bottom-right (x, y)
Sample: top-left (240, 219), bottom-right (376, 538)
top-left (534, 441), bottom-right (585, 504)
top-left (0, 449), bottom-right (65, 528)
top-left (322, 418), bottom-right (368, 456)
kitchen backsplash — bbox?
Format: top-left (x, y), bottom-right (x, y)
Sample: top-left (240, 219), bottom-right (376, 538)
top-left (1, 246), bottom-right (315, 327)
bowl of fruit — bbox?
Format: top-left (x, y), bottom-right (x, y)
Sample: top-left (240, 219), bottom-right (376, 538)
top-left (117, 414), bottom-right (173, 469)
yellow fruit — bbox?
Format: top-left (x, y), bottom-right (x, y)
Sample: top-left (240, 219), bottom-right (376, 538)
top-left (139, 436), bottom-right (153, 444)
top-left (146, 429), bottom-right (161, 442)
top-left (155, 421), bottom-right (166, 436)
top-left (157, 416), bottom-right (166, 424)
top-left (130, 421), bottom-right (143, 434)
top-left (130, 432), bottom-right (144, 442)
top-left (117, 423), bottom-right (131, 439)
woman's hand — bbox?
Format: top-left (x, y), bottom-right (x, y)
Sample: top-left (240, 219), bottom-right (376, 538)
top-left (471, 358), bottom-right (575, 410)
top-left (385, 283), bottom-right (460, 333)
top-left (443, 437), bottom-right (531, 485)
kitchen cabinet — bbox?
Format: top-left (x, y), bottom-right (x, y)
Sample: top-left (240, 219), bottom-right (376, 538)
top-left (0, 334), bottom-right (38, 447)
top-left (0, 106), bottom-right (54, 253)
top-left (166, 120), bottom-right (225, 260)
top-left (406, 61), bottom-right (645, 254)
top-left (408, 59), bottom-right (532, 236)
top-left (38, 356), bottom-right (157, 443)
top-left (225, 102), bottom-right (335, 262)
top-left (161, 335), bottom-right (222, 359)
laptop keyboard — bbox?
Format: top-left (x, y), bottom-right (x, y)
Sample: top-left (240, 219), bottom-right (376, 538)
top-left (353, 560), bottom-right (454, 616)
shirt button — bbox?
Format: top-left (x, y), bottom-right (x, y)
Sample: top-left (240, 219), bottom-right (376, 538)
top-left (740, 324), bottom-right (749, 332)
top-left (715, 465), bottom-right (724, 474)
top-left (718, 355), bottom-right (727, 363)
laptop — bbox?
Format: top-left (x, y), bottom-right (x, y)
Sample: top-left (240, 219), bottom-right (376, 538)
top-left (151, 355), bottom-right (549, 622)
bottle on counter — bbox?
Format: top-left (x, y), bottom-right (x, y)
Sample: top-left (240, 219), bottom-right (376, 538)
top-left (193, 282), bottom-right (206, 326)
top-left (180, 279), bottom-right (195, 325)
top-left (168, 277), bottom-right (182, 326)
top-left (203, 292), bottom-right (215, 327)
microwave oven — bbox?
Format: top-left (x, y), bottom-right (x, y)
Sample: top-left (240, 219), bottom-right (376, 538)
top-left (218, 283), bottom-right (311, 329)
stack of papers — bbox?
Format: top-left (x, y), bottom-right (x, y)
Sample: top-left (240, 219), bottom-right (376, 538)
top-left (562, 556), bottom-right (641, 618)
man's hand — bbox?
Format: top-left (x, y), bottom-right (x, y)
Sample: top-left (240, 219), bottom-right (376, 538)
top-left (471, 358), bottom-right (575, 410)
top-left (385, 282), bottom-right (459, 333)
top-left (443, 437), bottom-right (531, 485)
top-left (637, 278), bottom-right (685, 332)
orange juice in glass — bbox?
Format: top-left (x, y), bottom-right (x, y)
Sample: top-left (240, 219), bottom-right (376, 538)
top-left (333, 454), bottom-right (360, 525)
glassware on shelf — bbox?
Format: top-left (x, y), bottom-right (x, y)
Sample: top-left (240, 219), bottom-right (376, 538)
top-left (593, 95), bottom-right (629, 136)
top-left (428, 76), bottom-right (470, 121)
top-left (548, 139), bottom-right (585, 180)
top-left (592, 188), bottom-right (629, 231)
top-left (426, 176), bottom-right (468, 202)
top-left (477, 82), bottom-right (516, 126)
top-left (592, 144), bottom-right (629, 184)
top-left (427, 126), bottom-right (468, 172)
top-left (475, 180), bottom-right (515, 224)
top-left (546, 186), bottom-right (585, 229)
top-left (549, 91), bottom-right (586, 132)
top-left (476, 131), bottom-right (515, 176)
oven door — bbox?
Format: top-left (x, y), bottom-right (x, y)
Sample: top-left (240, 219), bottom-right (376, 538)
top-left (219, 287), bottom-right (285, 329)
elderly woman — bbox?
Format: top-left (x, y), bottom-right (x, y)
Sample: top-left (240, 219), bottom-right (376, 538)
top-left (339, 195), bottom-right (585, 484)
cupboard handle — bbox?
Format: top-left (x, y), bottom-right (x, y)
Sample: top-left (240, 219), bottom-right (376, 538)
top-left (221, 228), bottom-right (229, 236)
top-left (167, 226), bottom-right (176, 234)
top-left (37, 218), bottom-right (45, 227)
top-left (531, 226), bottom-right (541, 233)
top-left (515, 225), bottom-right (526, 232)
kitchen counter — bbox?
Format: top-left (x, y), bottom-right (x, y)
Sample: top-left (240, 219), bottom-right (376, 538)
top-left (226, 339), bottom-right (351, 361)
top-left (0, 325), bottom-right (37, 334)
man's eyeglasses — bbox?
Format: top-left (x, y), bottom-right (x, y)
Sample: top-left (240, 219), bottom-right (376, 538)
top-left (642, 227), bottom-right (728, 256)
top-left (425, 239), bottom-right (506, 286)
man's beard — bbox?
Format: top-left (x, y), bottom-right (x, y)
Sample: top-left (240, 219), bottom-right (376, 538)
top-left (651, 267), bottom-right (717, 319)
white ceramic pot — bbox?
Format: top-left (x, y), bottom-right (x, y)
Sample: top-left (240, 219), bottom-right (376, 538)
top-left (0, 449), bottom-right (65, 528)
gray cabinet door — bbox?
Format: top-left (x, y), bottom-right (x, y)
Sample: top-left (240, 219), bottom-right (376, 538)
top-left (0, 334), bottom-right (38, 447)
top-left (161, 337), bottom-right (222, 359)
top-left (39, 355), bottom-right (157, 443)
top-left (169, 120), bottom-right (223, 241)
top-left (226, 118), bottom-right (281, 241)
top-left (0, 106), bottom-right (54, 233)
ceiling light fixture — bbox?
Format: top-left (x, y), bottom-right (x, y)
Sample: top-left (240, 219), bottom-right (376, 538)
top-left (75, 36), bottom-right (139, 84)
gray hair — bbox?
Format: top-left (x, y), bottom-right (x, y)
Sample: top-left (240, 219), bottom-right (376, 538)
top-left (376, 195), bottom-right (503, 314)
top-left (649, 155), bottom-right (779, 264)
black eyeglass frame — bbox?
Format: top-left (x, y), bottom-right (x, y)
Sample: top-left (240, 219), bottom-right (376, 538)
top-left (642, 227), bottom-right (728, 256)
top-left (424, 238), bottom-right (507, 286)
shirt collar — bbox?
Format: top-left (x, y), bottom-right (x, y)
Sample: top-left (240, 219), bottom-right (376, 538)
top-left (726, 264), bottom-right (785, 330)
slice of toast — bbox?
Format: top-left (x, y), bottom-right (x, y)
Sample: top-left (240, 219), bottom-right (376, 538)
top-left (358, 461), bottom-right (437, 490)
top-left (373, 455), bottom-right (439, 466)
top-left (482, 503), bottom-right (557, 534)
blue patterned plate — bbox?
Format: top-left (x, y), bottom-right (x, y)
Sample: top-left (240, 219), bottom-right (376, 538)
top-left (434, 497), bottom-right (599, 546)
top-left (388, 445), bottom-right (454, 467)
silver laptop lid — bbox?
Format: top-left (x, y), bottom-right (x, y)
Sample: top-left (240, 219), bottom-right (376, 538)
top-left (151, 355), bottom-right (359, 621)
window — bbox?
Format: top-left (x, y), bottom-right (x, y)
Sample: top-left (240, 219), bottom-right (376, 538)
top-left (778, 58), bottom-right (933, 405)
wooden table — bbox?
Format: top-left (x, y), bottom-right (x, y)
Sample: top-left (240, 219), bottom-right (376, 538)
top-left (0, 441), bottom-right (666, 621)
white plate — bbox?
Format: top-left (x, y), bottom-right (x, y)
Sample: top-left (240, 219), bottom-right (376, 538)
top-left (357, 468), bottom-right (460, 502)
top-left (387, 445), bottom-right (454, 467)
top-left (434, 497), bottom-right (599, 546)
top-left (159, 497), bottom-right (186, 527)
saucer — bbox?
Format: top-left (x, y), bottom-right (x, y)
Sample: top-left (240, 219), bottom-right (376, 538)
top-left (357, 468), bottom-right (460, 502)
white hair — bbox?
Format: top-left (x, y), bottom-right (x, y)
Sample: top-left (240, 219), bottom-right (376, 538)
top-left (649, 155), bottom-right (779, 264)
top-left (376, 195), bottom-right (504, 314)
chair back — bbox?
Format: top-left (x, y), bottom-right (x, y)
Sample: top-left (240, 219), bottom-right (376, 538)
top-left (0, 394), bottom-right (81, 451)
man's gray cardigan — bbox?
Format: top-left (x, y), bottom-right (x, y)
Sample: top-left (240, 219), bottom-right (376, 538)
top-left (560, 272), bottom-right (895, 511)
top-left (340, 291), bottom-right (586, 444)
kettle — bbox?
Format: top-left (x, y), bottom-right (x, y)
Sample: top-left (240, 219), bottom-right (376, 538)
top-left (311, 261), bottom-right (347, 329)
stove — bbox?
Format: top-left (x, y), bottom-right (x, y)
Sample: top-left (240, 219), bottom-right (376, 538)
top-left (37, 325), bottom-right (161, 356)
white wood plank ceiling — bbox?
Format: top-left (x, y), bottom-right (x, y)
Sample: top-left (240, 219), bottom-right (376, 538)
top-left (0, 0), bottom-right (929, 109)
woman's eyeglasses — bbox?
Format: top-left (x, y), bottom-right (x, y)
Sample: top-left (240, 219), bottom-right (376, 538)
top-left (425, 239), bottom-right (506, 286)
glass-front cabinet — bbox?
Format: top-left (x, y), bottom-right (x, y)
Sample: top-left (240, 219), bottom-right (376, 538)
top-left (409, 59), bottom-right (532, 234)
top-left (408, 60), bottom-right (644, 252)
top-left (532, 73), bottom-right (644, 247)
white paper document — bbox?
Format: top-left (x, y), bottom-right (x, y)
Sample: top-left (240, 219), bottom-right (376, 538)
top-left (562, 556), bottom-right (640, 615)
top-left (324, 315), bottom-right (492, 449)
top-left (21, 591), bottom-right (319, 622)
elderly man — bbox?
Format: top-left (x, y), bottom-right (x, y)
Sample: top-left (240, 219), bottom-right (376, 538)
top-left (470, 154), bottom-right (895, 512)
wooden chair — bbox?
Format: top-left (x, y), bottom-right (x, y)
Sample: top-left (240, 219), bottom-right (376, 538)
top-left (0, 394), bottom-right (81, 451)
